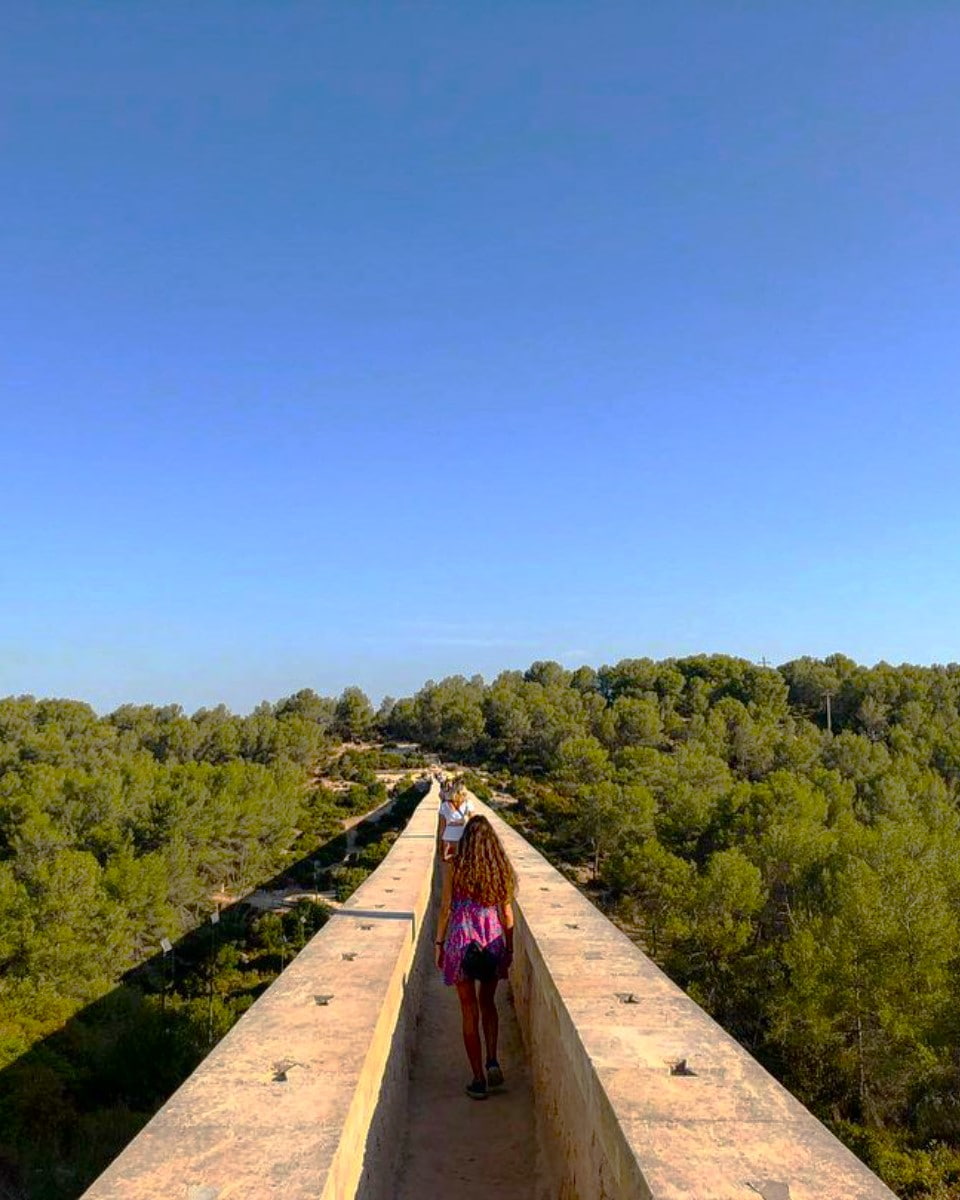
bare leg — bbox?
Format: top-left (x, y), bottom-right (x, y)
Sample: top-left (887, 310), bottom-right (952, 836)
top-left (455, 980), bottom-right (484, 1080)
top-left (478, 978), bottom-right (500, 1065)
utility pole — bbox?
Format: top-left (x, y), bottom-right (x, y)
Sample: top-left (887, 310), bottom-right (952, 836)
top-left (824, 691), bottom-right (833, 735)
top-left (160, 937), bottom-right (173, 1017)
top-left (207, 907), bottom-right (220, 1047)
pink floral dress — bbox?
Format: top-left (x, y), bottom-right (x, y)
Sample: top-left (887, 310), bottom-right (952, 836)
top-left (440, 894), bottom-right (508, 986)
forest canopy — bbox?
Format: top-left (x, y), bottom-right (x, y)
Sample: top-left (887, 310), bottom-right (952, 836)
top-left (5, 654), bottom-right (960, 1197)
top-left (0, 686), bottom-right (408, 1197)
top-left (384, 653), bottom-right (960, 1198)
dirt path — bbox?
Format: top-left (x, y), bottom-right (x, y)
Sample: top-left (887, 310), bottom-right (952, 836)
top-left (212, 784), bottom-right (416, 913)
top-left (395, 941), bottom-right (538, 1198)
top-left (343, 792), bottom-right (397, 852)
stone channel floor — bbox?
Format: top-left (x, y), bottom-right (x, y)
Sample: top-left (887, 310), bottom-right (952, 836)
top-left (395, 951), bottom-right (538, 1198)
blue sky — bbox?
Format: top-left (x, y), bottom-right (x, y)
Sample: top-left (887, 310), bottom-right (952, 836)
top-left (3, 3), bottom-right (960, 713)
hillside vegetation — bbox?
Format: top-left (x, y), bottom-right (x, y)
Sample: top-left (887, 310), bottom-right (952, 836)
top-left (0, 688), bottom-right (404, 1199)
top-left (5, 654), bottom-right (960, 1198)
top-left (386, 654), bottom-right (960, 1199)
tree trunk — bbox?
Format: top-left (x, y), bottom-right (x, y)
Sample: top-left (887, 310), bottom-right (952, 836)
top-left (854, 981), bottom-right (868, 1118)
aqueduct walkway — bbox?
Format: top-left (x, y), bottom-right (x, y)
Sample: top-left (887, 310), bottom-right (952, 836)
top-left (395, 939), bottom-right (536, 1199)
top-left (81, 783), bottom-right (897, 1200)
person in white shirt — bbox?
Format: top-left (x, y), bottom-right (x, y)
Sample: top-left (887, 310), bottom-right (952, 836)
top-left (438, 780), bottom-right (473, 862)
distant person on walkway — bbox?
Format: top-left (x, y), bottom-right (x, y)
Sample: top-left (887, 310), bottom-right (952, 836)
top-left (437, 779), bottom-right (473, 861)
top-left (434, 815), bottom-right (516, 1100)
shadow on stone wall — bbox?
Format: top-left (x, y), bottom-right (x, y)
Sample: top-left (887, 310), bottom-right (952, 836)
top-left (352, 861), bottom-right (439, 1200)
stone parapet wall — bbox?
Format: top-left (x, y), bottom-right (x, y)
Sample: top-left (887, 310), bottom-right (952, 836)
top-left (480, 802), bottom-right (898, 1200)
top-left (81, 784), bottom-right (441, 1200)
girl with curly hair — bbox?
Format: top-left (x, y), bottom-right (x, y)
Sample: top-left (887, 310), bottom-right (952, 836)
top-left (434, 814), bottom-right (516, 1099)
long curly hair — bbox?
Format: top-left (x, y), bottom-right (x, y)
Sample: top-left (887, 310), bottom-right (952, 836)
top-left (452, 815), bottom-right (517, 907)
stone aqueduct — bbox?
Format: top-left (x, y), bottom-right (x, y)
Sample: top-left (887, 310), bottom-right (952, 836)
top-left (81, 783), bottom-right (897, 1200)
